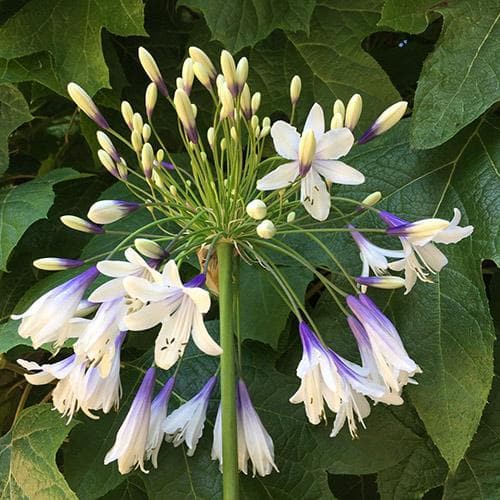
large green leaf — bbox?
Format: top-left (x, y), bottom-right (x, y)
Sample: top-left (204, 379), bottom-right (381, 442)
top-left (410, 0), bottom-right (500, 149)
top-left (0, 404), bottom-right (77, 499)
top-left (0, 168), bottom-right (83, 271)
top-left (239, 263), bottom-right (312, 348)
top-left (378, 0), bottom-right (437, 33)
top-left (0, 84), bottom-right (33, 175)
top-left (249, 0), bottom-right (401, 131)
top-left (0, 0), bottom-right (146, 95)
top-left (181, 0), bottom-right (315, 52)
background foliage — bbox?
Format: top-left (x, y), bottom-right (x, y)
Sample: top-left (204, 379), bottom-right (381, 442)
top-left (0, 0), bottom-right (498, 498)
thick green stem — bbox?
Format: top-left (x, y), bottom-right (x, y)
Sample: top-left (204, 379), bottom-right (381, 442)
top-left (217, 242), bottom-right (239, 499)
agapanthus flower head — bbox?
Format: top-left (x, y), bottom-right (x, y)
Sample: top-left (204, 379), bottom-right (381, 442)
top-left (346, 294), bottom-right (421, 394)
top-left (257, 102), bottom-right (363, 221)
top-left (11, 266), bottom-right (99, 349)
top-left (163, 376), bottom-right (217, 456)
top-left (105, 367), bottom-right (156, 474)
top-left (124, 261), bottom-right (221, 369)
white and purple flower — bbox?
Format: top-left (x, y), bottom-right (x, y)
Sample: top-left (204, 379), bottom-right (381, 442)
top-left (347, 294), bottom-right (421, 394)
top-left (105, 367), bottom-right (156, 474)
top-left (257, 103), bottom-right (364, 221)
top-left (87, 200), bottom-right (140, 225)
top-left (163, 376), bottom-right (216, 456)
top-left (12, 266), bottom-right (99, 349)
top-left (124, 261), bottom-right (222, 370)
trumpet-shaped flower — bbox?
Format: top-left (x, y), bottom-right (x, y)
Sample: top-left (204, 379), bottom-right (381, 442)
top-left (105, 367), bottom-right (156, 474)
top-left (146, 377), bottom-right (175, 467)
top-left (380, 209), bottom-right (474, 293)
top-left (257, 103), bottom-right (364, 221)
top-left (163, 376), bottom-right (217, 455)
top-left (347, 294), bottom-right (421, 394)
top-left (17, 353), bottom-right (79, 386)
top-left (289, 322), bottom-right (386, 437)
top-left (11, 266), bottom-right (99, 349)
top-left (124, 261), bottom-right (222, 370)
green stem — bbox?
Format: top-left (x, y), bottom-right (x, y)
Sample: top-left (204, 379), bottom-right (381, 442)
top-left (217, 242), bottom-right (239, 499)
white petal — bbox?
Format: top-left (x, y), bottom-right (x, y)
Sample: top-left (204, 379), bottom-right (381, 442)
top-left (416, 243), bottom-right (448, 272)
top-left (191, 313), bottom-right (222, 356)
top-left (97, 261), bottom-right (140, 278)
top-left (313, 160), bottom-right (365, 185)
top-left (123, 276), bottom-right (172, 302)
top-left (162, 260), bottom-right (183, 287)
top-left (256, 161), bottom-right (299, 191)
top-left (183, 287), bottom-right (210, 313)
top-left (433, 225), bottom-right (474, 244)
top-left (315, 128), bottom-right (354, 160)
top-left (125, 301), bottom-right (175, 330)
top-left (124, 247), bottom-right (148, 267)
top-left (300, 170), bottom-right (331, 221)
top-left (89, 279), bottom-right (125, 302)
top-left (270, 121), bottom-right (300, 159)
top-left (303, 103), bottom-right (325, 140)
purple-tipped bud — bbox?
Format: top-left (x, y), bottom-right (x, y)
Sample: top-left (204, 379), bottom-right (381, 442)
top-left (33, 257), bottom-right (85, 271)
top-left (138, 47), bottom-right (168, 97)
top-left (60, 215), bottom-right (105, 234)
top-left (355, 276), bottom-right (405, 289)
top-left (67, 83), bottom-right (109, 129)
top-left (358, 102), bottom-right (407, 144)
top-left (87, 200), bottom-right (140, 225)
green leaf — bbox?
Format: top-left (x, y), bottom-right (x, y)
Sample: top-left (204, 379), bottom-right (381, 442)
top-left (0, 168), bottom-right (83, 271)
top-left (410, 0), bottom-right (500, 149)
top-left (180, 0), bottom-right (315, 52)
top-left (378, 0), bottom-right (437, 33)
top-left (0, 404), bottom-right (77, 499)
top-left (0, 83), bottom-right (33, 175)
top-left (0, 0), bottom-right (146, 95)
top-left (239, 263), bottom-right (312, 348)
top-left (249, 0), bottom-right (401, 131)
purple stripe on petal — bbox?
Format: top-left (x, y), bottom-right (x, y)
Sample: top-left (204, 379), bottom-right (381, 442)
top-left (378, 210), bottom-right (408, 228)
top-left (185, 274), bottom-right (206, 288)
top-left (356, 276), bottom-right (382, 286)
top-left (194, 376), bottom-right (217, 402)
top-left (152, 376), bottom-right (175, 409)
top-left (357, 124), bottom-right (378, 145)
top-left (347, 315), bottom-right (369, 346)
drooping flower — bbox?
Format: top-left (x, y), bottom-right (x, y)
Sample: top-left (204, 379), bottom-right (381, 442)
top-left (236, 379), bottom-right (278, 477)
top-left (163, 376), bottom-right (217, 456)
top-left (346, 294), bottom-right (421, 394)
top-left (124, 261), bottom-right (222, 370)
top-left (380, 209), bottom-right (474, 293)
top-left (11, 266), bottom-right (99, 349)
top-left (17, 353), bottom-right (79, 386)
top-left (257, 103), bottom-right (364, 221)
top-left (289, 322), bottom-right (386, 437)
top-left (146, 377), bottom-right (175, 467)
top-left (105, 367), bottom-right (156, 474)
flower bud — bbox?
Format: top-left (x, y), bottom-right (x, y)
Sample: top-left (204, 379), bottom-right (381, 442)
top-left (142, 124), bottom-right (152, 142)
top-left (134, 238), bottom-right (165, 259)
top-left (330, 111), bottom-right (344, 129)
top-left (141, 143), bottom-right (154, 178)
top-left (152, 169), bottom-right (164, 190)
top-left (33, 257), bottom-right (84, 271)
top-left (96, 131), bottom-right (120, 162)
top-left (358, 101), bottom-right (408, 144)
top-left (182, 58), bottom-right (194, 94)
top-left (67, 83), bottom-right (109, 129)
top-left (219, 84), bottom-right (234, 119)
top-left (251, 92), bottom-right (261, 114)
top-left (193, 62), bottom-right (212, 90)
top-left (256, 219), bottom-right (277, 239)
top-left (345, 94), bottom-right (362, 130)
top-left (298, 129), bottom-right (316, 176)
top-left (240, 84), bottom-right (252, 119)
top-left (60, 215), bottom-right (104, 234)
top-left (117, 159), bottom-right (128, 180)
top-left (131, 130), bottom-right (143, 152)
top-left (98, 149), bottom-right (118, 178)
top-left (355, 276), bottom-right (405, 290)
top-left (156, 149), bottom-right (165, 163)
top-left (262, 117), bottom-right (271, 129)
top-left (145, 83), bottom-right (158, 120)
top-left (333, 99), bottom-right (345, 119)
top-left (138, 47), bottom-right (168, 96)
top-left (361, 191), bottom-right (382, 207)
top-left (132, 113), bottom-right (143, 133)
top-left (169, 185), bottom-right (177, 196)
top-left (287, 211), bottom-right (296, 223)
top-left (220, 50), bottom-right (237, 95)
top-left (290, 75), bottom-right (301, 105)
top-left (220, 138), bottom-right (227, 151)
top-left (121, 101), bottom-right (134, 130)
top-left (191, 103), bottom-right (198, 118)
top-left (259, 126), bottom-right (270, 138)
top-left (188, 47), bottom-right (217, 82)
top-left (207, 127), bottom-right (215, 148)
top-left (88, 200), bottom-right (140, 224)
top-left (246, 200), bottom-right (267, 220)
top-left (250, 115), bottom-right (259, 130)
top-left (173, 89), bottom-right (198, 143)
top-left (235, 57), bottom-right (248, 93)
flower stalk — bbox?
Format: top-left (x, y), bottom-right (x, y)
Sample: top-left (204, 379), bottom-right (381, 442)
top-left (217, 241), bottom-right (239, 498)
